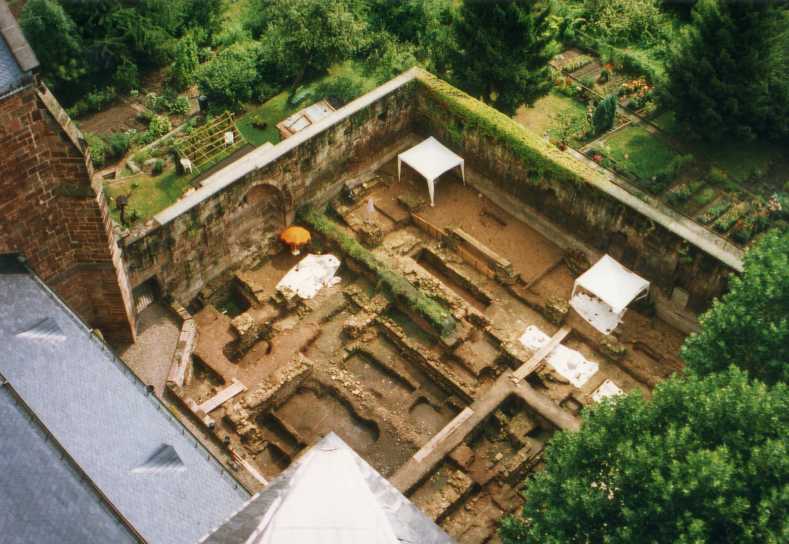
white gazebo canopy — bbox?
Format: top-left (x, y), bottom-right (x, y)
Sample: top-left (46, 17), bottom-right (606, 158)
top-left (570, 254), bottom-right (649, 334)
top-left (397, 137), bottom-right (465, 207)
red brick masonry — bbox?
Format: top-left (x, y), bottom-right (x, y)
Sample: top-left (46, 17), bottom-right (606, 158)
top-left (0, 82), bottom-right (135, 343)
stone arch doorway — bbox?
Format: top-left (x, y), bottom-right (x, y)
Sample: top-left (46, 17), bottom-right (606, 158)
top-left (227, 183), bottom-right (291, 266)
top-left (243, 183), bottom-right (288, 227)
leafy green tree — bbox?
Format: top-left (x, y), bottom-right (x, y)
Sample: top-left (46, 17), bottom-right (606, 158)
top-left (501, 368), bottom-right (789, 543)
top-left (664, 0), bottom-right (789, 141)
top-left (452, 0), bottom-right (556, 115)
top-left (197, 40), bottom-right (262, 109)
top-left (592, 94), bottom-right (617, 134)
top-left (681, 229), bottom-right (789, 385)
top-left (248, 0), bottom-right (370, 84)
top-left (19, 0), bottom-right (86, 93)
top-left (171, 35), bottom-right (199, 91)
top-left (583, 0), bottom-right (667, 46)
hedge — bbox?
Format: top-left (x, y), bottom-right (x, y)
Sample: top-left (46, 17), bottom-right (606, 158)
top-left (412, 69), bottom-right (606, 191)
top-left (299, 207), bottom-right (456, 337)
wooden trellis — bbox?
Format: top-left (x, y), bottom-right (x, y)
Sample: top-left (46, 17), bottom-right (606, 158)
top-left (174, 112), bottom-right (245, 172)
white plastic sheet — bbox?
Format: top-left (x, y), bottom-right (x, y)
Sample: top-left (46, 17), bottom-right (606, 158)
top-left (519, 325), bottom-right (598, 388)
top-left (591, 379), bottom-right (624, 402)
top-left (276, 254), bottom-right (340, 300)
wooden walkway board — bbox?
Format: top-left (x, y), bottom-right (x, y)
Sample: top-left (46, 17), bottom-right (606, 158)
top-left (511, 325), bottom-right (572, 382)
top-left (413, 407), bottom-right (474, 463)
top-left (198, 378), bottom-right (247, 414)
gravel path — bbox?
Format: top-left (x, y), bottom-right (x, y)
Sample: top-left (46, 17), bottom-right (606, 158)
top-left (117, 302), bottom-right (180, 397)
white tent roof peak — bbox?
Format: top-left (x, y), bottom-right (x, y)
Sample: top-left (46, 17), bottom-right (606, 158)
top-left (574, 255), bottom-right (649, 314)
top-left (397, 137), bottom-right (465, 206)
top-left (398, 137), bottom-right (463, 181)
top-left (200, 432), bottom-right (454, 544)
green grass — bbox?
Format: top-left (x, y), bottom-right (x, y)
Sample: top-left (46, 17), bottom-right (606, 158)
top-left (104, 171), bottom-right (193, 223)
top-left (235, 61), bottom-right (382, 148)
top-left (514, 91), bottom-right (589, 144)
top-left (652, 111), bottom-right (678, 133)
top-left (236, 91), bottom-right (292, 147)
top-left (690, 140), bottom-right (778, 185)
top-left (598, 125), bottom-right (678, 180)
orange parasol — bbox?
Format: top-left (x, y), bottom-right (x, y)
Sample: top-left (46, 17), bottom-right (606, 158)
top-left (280, 226), bottom-right (311, 255)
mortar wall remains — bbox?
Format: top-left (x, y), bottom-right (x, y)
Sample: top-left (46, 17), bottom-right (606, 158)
top-left (122, 69), bottom-right (737, 312)
top-left (123, 80), bottom-right (416, 303)
top-left (412, 75), bottom-right (732, 309)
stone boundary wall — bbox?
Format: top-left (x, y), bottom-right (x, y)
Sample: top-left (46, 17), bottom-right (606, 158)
top-left (121, 68), bottom-right (741, 312)
top-left (411, 71), bottom-right (736, 310)
top-left (123, 73), bottom-right (418, 303)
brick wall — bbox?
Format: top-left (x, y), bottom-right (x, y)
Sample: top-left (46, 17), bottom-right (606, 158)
top-left (0, 82), bottom-right (136, 344)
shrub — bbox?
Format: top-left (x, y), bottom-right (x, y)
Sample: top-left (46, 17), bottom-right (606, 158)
top-left (147, 115), bottom-right (172, 139)
top-left (598, 68), bottom-right (609, 83)
top-left (666, 182), bottom-right (693, 206)
top-left (591, 94), bottom-right (616, 135)
top-left (579, 74), bottom-right (597, 89)
top-left (85, 130), bottom-right (132, 169)
top-left (316, 75), bottom-right (365, 107)
top-left (707, 166), bottom-right (738, 191)
top-left (197, 40), bottom-right (262, 109)
top-left (66, 87), bottom-right (117, 118)
top-left (699, 198), bottom-right (732, 224)
top-left (152, 159), bottom-right (165, 175)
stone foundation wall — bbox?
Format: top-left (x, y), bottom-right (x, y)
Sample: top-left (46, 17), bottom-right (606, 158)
top-left (123, 79), bottom-right (417, 303)
top-left (412, 77), bottom-right (731, 310)
top-left (121, 69), bottom-right (736, 313)
top-left (0, 83), bottom-right (136, 343)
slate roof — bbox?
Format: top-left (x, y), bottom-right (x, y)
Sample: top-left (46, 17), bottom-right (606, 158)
top-left (200, 432), bottom-right (454, 544)
top-left (0, 255), bottom-right (250, 544)
top-left (0, 0), bottom-right (37, 96)
top-left (0, 384), bottom-right (138, 544)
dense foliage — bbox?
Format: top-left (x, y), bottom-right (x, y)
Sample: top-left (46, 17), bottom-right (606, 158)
top-left (451, 0), bottom-right (556, 115)
top-left (501, 368), bottom-right (789, 543)
top-left (247, 0), bottom-right (370, 86)
top-left (592, 94), bottom-right (616, 135)
top-left (681, 229), bottom-right (789, 385)
top-left (20, 0), bottom-right (222, 104)
top-left (664, 0), bottom-right (789, 141)
top-left (196, 40), bottom-right (263, 108)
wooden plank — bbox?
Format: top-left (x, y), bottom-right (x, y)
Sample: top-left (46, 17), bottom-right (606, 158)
top-left (511, 325), bottom-right (572, 382)
top-left (413, 407), bottom-right (474, 463)
top-left (198, 378), bottom-right (247, 413)
top-left (231, 450), bottom-right (268, 487)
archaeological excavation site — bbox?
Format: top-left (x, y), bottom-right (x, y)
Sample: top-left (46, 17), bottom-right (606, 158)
top-left (111, 69), bottom-right (739, 542)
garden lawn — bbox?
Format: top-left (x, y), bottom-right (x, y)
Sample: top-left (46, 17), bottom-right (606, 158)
top-left (236, 91), bottom-right (292, 147)
top-left (104, 171), bottom-right (193, 223)
top-left (514, 91), bottom-right (588, 143)
top-left (598, 125), bottom-right (678, 181)
top-left (236, 61), bottom-right (381, 148)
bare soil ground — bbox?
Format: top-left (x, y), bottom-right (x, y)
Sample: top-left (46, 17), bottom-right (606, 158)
top-left (129, 157), bottom-right (687, 542)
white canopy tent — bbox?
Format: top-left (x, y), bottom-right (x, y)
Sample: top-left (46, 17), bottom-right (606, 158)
top-left (570, 254), bottom-right (649, 335)
top-left (397, 137), bottom-right (465, 207)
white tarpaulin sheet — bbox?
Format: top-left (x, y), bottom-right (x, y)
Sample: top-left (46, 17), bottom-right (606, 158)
top-left (591, 379), bottom-right (624, 403)
top-left (573, 255), bottom-right (649, 315)
top-left (397, 137), bottom-right (465, 207)
top-left (519, 326), bottom-right (598, 388)
top-left (276, 254), bottom-right (340, 300)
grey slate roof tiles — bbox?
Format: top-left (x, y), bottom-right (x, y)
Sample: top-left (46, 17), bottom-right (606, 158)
top-left (0, 255), bottom-right (250, 544)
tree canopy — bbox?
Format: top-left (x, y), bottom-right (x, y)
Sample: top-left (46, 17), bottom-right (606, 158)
top-left (664, 0), bottom-right (789, 141)
top-left (501, 367), bottom-right (789, 543)
top-left (452, 0), bottom-right (556, 115)
top-left (247, 0), bottom-right (370, 85)
top-left (20, 0), bottom-right (221, 102)
top-left (681, 229), bottom-right (789, 385)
